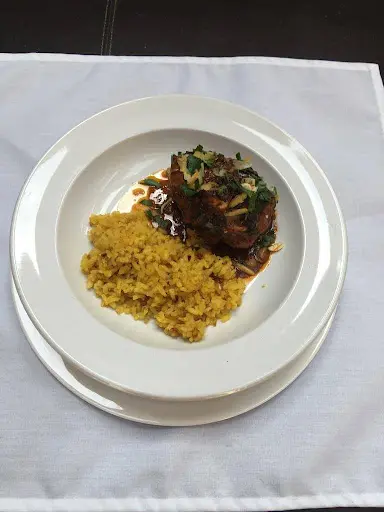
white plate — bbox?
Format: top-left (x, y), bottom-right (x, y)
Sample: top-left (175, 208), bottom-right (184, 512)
top-left (12, 280), bottom-right (336, 426)
top-left (10, 95), bottom-right (347, 401)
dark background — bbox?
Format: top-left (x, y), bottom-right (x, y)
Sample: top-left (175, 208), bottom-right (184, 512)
top-left (1, 1), bottom-right (383, 510)
top-left (1, 0), bottom-right (383, 72)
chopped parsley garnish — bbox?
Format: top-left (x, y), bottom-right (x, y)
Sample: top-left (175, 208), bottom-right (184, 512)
top-left (187, 155), bottom-right (203, 174)
top-left (248, 193), bottom-right (257, 213)
top-left (153, 215), bottom-right (171, 229)
top-left (241, 186), bottom-right (253, 198)
top-left (181, 184), bottom-right (199, 196)
top-left (202, 154), bottom-right (215, 168)
top-left (228, 181), bottom-right (239, 192)
top-left (258, 230), bottom-right (276, 248)
top-left (193, 144), bottom-right (203, 153)
top-left (241, 187), bottom-right (260, 213)
top-left (145, 209), bottom-right (154, 220)
top-left (257, 184), bottom-right (275, 202)
top-left (225, 175), bottom-right (243, 193)
top-left (240, 179), bottom-right (276, 213)
top-left (140, 199), bottom-right (153, 207)
top-left (245, 169), bottom-right (262, 183)
top-left (217, 185), bottom-right (228, 197)
top-left (140, 178), bottom-right (161, 188)
top-left (236, 152), bottom-right (242, 160)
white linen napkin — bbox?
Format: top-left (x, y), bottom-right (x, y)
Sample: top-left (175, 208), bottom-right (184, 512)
top-left (1, 54), bottom-right (384, 512)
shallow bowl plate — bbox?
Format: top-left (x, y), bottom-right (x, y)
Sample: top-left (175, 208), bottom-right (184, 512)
top-left (10, 95), bottom-right (347, 400)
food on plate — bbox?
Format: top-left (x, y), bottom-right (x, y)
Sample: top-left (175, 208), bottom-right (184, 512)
top-left (81, 211), bottom-right (246, 342)
top-left (81, 146), bottom-right (280, 342)
top-left (138, 145), bottom-right (280, 277)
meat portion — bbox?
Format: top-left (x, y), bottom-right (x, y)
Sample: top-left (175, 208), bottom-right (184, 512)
top-left (223, 201), bottom-right (275, 247)
top-left (256, 202), bottom-right (275, 235)
top-left (168, 150), bottom-right (277, 250)
top-left (168, 155), bottom-right (199, 224)
top-left (169, 155), bottom-right (226, 245)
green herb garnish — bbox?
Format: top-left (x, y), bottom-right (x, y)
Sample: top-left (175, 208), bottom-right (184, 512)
top-left (227, 178), bottom-right (243, 193)
top-left (246, 169), bottom-right (262, 183)
top-left (202, 154), bottom-right (215, 168)
top-left (187, 155), bottom-right (203, 174)
top-left (217, 185), bottom-right (228, 197)
top-left (258, 230), bottom-right (276, 247)
top-left (145, 209), bottom-right (154, 220)
top-left (241, 186), bottom-right (253, 198)
top-left (236, 152), bottom-right (242, 160)
top-left (140, 178), bottom-right (161, 188)
top-left (140, 199), bottom-right (153, 207)
top-left (181, 184), bottom-right (199, 196)
top-left (256, 184), bottom-right (275, 202)
top-left (242, 187), bottom-right (263, 214)
top-left (193, 148), bottom-right (215, 168)
top-left (247, 189), bottom-right (272, 214)
top-left (248, 192), bottom-right (257, 213)
top-left (154, 215), bottom-right (171, 229)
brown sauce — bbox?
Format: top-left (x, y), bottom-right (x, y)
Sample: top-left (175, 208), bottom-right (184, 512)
top-left (148, 183), bottom-right (187, 242)
top-left (212, 243), bottom-right (271, 279)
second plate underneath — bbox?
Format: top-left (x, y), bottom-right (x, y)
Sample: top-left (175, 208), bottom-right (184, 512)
top-left (13, 280), bottom-right (335, 426)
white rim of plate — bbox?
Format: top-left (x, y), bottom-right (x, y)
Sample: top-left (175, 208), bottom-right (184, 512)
top-left (12, 279), bottom-right (336, 426)
top-left (10, 95), bottom-right (348, 400)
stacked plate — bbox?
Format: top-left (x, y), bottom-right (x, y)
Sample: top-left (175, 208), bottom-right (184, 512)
top-left (10, 95), bottom-right (347, 426)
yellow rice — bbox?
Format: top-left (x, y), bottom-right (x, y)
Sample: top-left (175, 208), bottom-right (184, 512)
top-left (80, 210), bottom-right (246, 342)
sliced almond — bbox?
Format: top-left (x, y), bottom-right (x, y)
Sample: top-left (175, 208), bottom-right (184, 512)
top-left (189, 171), bottom-right (200, 184)
top-left (234, 262), bottom-right (255, 276)
top-left (229, 193), bottom-right (247, 209)
top-left (242, 182), bottom-right (257, 193)
top-left (234, 159), bottom-right (252, 170)
top-left (225, 208), bottom-right (248, 217)
top-left (268, 242), bottom-right (284, 253)
top-left (200, 182), bottom-right (218, 191)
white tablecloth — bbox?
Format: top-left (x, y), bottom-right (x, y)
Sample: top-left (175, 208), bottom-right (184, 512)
top-left (1, 55), bottom-right (384, 512)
